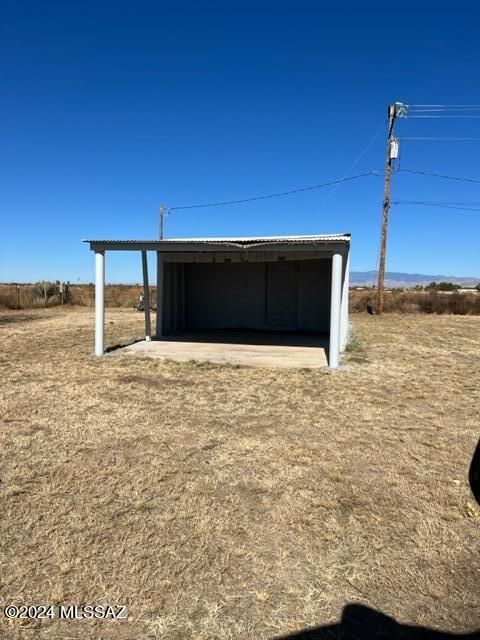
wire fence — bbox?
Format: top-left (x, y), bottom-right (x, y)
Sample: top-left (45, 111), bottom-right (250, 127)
top-left (0, 283), bottom-right (157, 310)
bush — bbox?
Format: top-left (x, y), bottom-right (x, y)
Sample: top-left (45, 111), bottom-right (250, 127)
top-left (345, 332), bottom-right (366, 352)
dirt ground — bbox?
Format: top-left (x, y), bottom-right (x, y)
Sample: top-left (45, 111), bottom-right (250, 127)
top-left (0, 308), bottom-right (479, 639)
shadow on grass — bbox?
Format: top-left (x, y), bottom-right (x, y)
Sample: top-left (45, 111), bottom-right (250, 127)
top-left (105, 337), bottom-right (145, 353)
top-left (275, 604), bottom-right (480, 639)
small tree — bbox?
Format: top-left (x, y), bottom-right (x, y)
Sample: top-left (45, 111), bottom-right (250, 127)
top-left (426, 281), bottom-right (460, 292)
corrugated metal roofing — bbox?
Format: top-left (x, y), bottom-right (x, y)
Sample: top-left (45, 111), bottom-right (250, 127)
top-left (84, 233), bottom-right (350, 245)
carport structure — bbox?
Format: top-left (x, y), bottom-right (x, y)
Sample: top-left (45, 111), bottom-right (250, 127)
top-left (84, 234), bottom-right (351, 368)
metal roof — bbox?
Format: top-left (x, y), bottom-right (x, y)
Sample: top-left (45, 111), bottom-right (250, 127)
top-left (84, 233), bottom-right (350, 248)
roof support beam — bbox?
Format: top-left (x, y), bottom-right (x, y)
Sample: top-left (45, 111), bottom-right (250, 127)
top-left (329, 252), bottom-right (343, 368)
top-left (141, 250), bottom-right (151, 342)
top-left (94, 250), bottom-right (105, 356)
top-left (155, 252), bottom-right (163, 338)
top-left (340, 248), bottom-right (350, 351)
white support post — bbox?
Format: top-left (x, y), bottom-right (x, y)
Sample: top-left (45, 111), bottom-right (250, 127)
top-left (329, 252), bottom-right (343, 369)
top-left (155, 251), bottom-right (163, 338)
top-left (340, 249), bottom-right (350, 351)
top-left (141, 250), bottom-right (152, 341)
top-left (94, 250), bottom-right (105, 356)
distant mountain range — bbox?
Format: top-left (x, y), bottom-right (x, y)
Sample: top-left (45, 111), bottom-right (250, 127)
top-left (351, 270), bottom-right (479, 288)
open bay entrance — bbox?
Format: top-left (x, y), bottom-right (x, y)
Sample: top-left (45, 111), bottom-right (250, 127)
top-left (265, 262), bottom-right (298, 330)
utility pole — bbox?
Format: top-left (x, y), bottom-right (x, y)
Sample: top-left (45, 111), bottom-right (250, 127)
top-left (376, 103), bottom-right (400, 315)
top-left (159, 204), bottom-right (166, 240)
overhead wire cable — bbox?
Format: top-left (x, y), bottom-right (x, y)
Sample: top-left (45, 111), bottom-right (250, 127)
top-left (393, 200), bottom-right (480, 212)
top-left (407, 104), bottom-right (480, 108)
top-left (400, 199), bottom-right (480, 205)
top-left (406, 115), bottom-right (480, 119)
top-left (169, 170), bottom-right (380, 211)
top-left (395, 168), bottom-right (480, 183)
top-left (317, 123), bottom-right (386, 210)
top-left (400, 136), bottom-right (480, 141)
top-left (408, 107), bottom-right (480, 112)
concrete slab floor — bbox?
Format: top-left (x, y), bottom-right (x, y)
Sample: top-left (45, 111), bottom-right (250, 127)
top-left (120, 331), bottom-right (329, 368)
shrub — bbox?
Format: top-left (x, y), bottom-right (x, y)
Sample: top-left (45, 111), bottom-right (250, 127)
top-left (345, 332), bottom-right (366, 352)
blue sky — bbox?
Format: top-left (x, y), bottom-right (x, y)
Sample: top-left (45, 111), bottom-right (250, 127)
top-left (1, 1), bottom-right (480, 282)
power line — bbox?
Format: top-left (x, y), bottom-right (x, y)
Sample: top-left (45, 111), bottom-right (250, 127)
top-left (408, 104), bottom-right (480, 107)
top-left (408, 107), bottom-right (480, 112)
top-left (169, 170), bottom-right (380, 211)
top-left (401, 136), bottom-right (480, 141)
top-left (403, 199), bottom-right (480, 204)
top-left (318, 124), bottom-right (385, 211)
top-left (393, 200), bottom-right (480, 212)
top-left (406, 115), bottom-right (480, 119)
top-left (396, 168), bottom-right (480, 183)
top-left (165, 167), bottom-right (480, 214)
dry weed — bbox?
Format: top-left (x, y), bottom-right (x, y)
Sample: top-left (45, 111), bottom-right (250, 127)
top-left (0, 309), bottom-right (479, 639)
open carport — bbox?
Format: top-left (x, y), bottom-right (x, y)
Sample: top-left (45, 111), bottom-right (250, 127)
top-left (84, 234), bottom-right (350, 368)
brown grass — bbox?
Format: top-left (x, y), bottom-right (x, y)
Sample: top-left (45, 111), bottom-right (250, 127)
top-left (69, 284), bottom-right (155, 308)
top-left (0, 309), bottom-right (479, 639)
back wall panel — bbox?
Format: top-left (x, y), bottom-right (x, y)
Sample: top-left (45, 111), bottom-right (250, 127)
top-left (187, 262), bottom-right (266, 330)
top-left (161, 259), bottom-right (332, 333)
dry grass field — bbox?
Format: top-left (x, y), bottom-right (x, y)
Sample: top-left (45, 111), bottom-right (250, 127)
top-left (0, 308), bottom-right (479, 639)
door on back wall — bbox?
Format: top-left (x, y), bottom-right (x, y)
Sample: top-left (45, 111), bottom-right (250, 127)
top-left (265, 262), bottom-right (298, 330)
